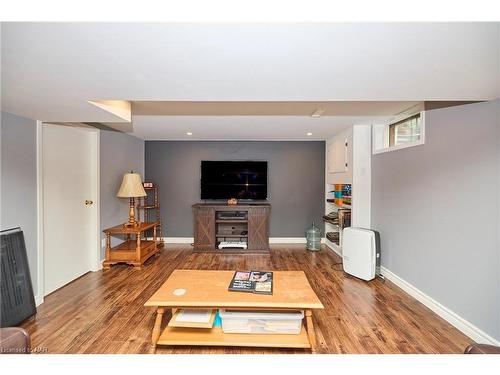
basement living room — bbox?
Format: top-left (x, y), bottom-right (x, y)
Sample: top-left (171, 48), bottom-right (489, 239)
top-left (1, 12), bottom-right (500, 372)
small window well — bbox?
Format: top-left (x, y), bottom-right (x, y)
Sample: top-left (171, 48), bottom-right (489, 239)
top-left (372, 112), bottom-right (425, 154)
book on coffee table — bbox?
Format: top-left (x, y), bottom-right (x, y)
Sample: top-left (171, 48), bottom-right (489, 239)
top-left (228, 271), bottom-right (273, 295)
top-left (168, 309), bottom-right (216, 329)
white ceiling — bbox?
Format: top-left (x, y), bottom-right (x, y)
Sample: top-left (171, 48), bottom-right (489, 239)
top-left (129, 101), bottom-right (421, 140)
top-left (1, 22), bottom-right (499, 140)
top-left (131, 115), bottom-right (394, 140)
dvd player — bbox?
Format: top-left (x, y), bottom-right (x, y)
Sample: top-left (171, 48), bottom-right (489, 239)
top-left (217, 211), bottom-right (247, 220)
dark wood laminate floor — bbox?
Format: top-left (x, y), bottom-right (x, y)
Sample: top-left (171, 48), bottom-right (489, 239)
top-left (22, 244), bottom-right (471, 354)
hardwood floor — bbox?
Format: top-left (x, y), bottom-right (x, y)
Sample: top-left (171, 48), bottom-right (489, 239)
top-left (22, 244), bottom-right (471, 354)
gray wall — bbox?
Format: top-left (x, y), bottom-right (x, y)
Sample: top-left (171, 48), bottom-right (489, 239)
top-left (0, 119), bottom-right (146, 293)
top-left (100, 130), bottom-right (145, 258)
top-left (371, 100), bottom-right (500, 341)
top-left (145, 141), bottom-right (325, 237)
top-left (1, 112), bottom-right (39, 294)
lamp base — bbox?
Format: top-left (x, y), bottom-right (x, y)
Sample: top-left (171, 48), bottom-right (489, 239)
top-left (123, 197), bottom-right (140, 228)
top-left (123, 220), bottom-right (140, 228)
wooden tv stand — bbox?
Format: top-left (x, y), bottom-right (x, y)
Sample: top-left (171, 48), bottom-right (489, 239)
top-left (192, 203), bottom-right (270, 252)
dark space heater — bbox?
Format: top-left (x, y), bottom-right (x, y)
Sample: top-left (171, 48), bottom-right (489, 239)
top-left (1, 227), bottom-right (36, 327)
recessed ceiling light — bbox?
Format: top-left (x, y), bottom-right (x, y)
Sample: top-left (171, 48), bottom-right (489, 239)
top-left (307, 132), bottom-right (313, 136)
top-left (311, 108), bottom-right (325, 118)
top-left (186, 132), bottom-right (193, 136)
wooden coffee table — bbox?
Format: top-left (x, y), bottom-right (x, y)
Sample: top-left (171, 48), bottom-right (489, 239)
top-left (144, 269), bottom-right (324, 353)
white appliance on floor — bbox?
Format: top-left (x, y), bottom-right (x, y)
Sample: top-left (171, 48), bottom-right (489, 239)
top-left (218, 241), bottom-right (247, 249)
top-left (342, 227), bottom-right (380, 281)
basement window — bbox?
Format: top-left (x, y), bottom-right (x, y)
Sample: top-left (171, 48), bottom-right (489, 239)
top-left (372, 112), bottom-right (425, 154)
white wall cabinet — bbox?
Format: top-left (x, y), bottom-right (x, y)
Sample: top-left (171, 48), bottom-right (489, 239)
top-left (327, 127), bottom-right (353, 184)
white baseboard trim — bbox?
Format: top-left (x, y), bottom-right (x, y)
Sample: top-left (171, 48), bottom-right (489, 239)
top-left (269, 237), bottom-right (306, 244)
top-left (380, 266), bottom-right (500, 346)
top-left (90, 262), bottom-right (102, 272)
top-left (35, 294), bottom-right (44, 307)
top-left (161, 237), bottom-right (310, 244)
top-left (323, 240), bottom-right (342, 257)
top-left (164, 237), bottom-right (194, 244)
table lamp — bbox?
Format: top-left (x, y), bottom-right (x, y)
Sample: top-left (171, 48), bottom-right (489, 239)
top-left (117, 171), bottom-right (147, 227)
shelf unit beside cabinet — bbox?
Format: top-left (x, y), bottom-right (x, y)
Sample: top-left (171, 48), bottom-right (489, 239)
top-left (137, 184), bottom-right (164, 248)
top-left (324, 184), bottom-right (351, 253)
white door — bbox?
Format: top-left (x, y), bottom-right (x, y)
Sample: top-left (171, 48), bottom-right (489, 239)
top-left (330, 137), bottom-right (348, 174)
top-left (43, 123), bottom-right (99, 295)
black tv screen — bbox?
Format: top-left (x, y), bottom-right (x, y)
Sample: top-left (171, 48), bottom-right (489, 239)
top-left (201, 161), bottom-right (268, 200)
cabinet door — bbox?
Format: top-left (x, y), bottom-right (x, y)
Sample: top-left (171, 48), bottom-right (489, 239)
top-left (327, 143), bottom-right (334, 174)
top-left (330, 136), bottom-right (348, 174)
top-left (248, 207), bottom-right (270, 250)
top-left (327, 132), bottom-right (353, 185)
top-left (193, 207), bottom-right (215, 250)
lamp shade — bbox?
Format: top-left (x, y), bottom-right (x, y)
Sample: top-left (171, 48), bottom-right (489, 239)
top-left (117, 172), bottom-right (147, 198)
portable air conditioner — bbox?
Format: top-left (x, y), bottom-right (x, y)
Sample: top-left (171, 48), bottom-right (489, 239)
top-left (342, 227), bottom-right (381, 281)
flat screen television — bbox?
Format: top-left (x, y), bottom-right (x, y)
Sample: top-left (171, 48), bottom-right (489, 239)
top-left (201, 161), bottom-right (268, 200)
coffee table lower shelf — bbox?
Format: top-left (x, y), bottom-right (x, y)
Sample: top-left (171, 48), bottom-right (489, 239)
top-left (157, 324), bottom-right (311, 349)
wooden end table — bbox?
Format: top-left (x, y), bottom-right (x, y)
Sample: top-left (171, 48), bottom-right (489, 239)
top-left (144, 270), bottom-right (324, 353)
top-left (102, 221), bottom-right (159, 270)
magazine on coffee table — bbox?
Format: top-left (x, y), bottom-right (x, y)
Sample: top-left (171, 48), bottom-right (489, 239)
top-left (228, 271), bottom-right (273, 295)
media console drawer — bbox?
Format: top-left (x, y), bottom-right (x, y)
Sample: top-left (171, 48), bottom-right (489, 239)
top-left (192, 203), bottom-right (270, 252)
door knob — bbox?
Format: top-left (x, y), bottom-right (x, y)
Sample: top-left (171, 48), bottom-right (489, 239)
top-left (85, 200), bottom-right (94, 205)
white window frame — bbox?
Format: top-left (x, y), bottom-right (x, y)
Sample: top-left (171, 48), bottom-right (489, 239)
top-left (372, 111), bottom-right (425, 155)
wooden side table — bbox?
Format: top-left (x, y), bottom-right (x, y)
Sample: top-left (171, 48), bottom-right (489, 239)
top-left (102, 221), bottom-right (160, 270)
